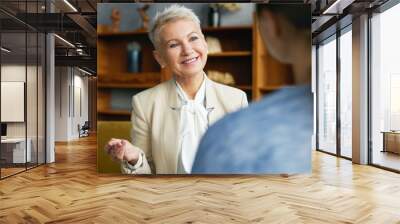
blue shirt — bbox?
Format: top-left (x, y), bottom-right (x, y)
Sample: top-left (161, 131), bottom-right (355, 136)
top-left (192, 85), bottom-right (313, 174)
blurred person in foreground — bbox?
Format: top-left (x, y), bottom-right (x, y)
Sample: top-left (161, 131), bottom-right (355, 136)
top-left (105, 4), bottom-right (247, 174)
top-left (192, 4), bottom-right (312, 174)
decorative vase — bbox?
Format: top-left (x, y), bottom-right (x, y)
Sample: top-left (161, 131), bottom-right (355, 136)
top-left (208, 6), bottom-right (220, 27)
top-left (127, 42), bottom-right (141, 73)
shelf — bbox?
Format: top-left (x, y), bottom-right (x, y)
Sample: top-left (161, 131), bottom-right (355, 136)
top-left (98, 26), bottom-right (252, 37)
top-left (208, 51), bottom-right (252, 57)
top-left (98, 29), bottom-right (148, 37)
top-left (98, 109), bottom-right (131, 116)
top-left (98, 82), bottom-right (157, 89)
top-left (97, 71), bottom-right (160, 77)
top-left (202, 26), bottom-right (252, 32)
top-left (98, 72), bottom-right (161, 85)
top-left (259, 86), bottom-right (284, 91)
top-left (235, 85), bottom-right (252, 91)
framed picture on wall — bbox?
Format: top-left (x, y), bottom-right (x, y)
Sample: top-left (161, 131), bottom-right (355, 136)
top-left (1, 81), bottom-right (25, 122)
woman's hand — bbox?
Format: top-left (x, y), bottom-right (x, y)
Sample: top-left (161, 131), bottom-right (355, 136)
top-left (105, 138), bottom-right (141, 165)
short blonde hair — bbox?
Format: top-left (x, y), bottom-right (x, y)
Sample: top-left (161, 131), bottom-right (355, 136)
top-left (148, 4), bottom-right (201, 48)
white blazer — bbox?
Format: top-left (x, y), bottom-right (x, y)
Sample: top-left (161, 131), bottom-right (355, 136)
top-left (121, 76), bottom-right (248, 174)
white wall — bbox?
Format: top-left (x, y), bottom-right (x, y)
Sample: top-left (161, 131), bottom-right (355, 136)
top-left (1, 65), bottom-right (26, 81)
top-left (55, 67), bottom-right (89, 141)
top-left (75, 73), bottom-right (89, 135)
top-left (55, 66), bottom-right (69, 141)
top-left (1, 64), bottom-right (46, 164)
top-left (1, 65), bottom-right (33, 138)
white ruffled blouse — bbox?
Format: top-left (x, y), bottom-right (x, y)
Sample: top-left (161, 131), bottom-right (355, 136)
top-left (175, 76), bottom-right (208, 174)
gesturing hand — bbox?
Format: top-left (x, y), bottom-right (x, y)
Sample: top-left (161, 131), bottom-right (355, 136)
top-left (105, 138), bottom-right (141, 165)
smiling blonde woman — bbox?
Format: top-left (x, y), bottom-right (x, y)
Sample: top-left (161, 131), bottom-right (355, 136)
top-left (105, 4), bottom-right (248, 174)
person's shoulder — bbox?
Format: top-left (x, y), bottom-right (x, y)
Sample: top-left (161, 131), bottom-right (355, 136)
top-left (132, 79), bottom-right (172, 103)
top-left (203, 85), bottom-right (313, 138)
top-left (204, 100), bottom-right (261, 136)
top-left (197, 100), bottom-right (265, 160)
top-left (210, 80), bottom-right (246, 98)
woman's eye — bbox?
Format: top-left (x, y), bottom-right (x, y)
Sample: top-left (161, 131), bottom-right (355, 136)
top-left (169, 43), bottom-right (178, 48)
top-left (189, 36), bottom-right (199, 41)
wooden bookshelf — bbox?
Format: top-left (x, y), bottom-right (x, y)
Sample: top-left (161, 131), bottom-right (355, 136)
top-left (97, 72), bottom-right (161, 88)
top-left (98, 83), bottom-right (156, 89)
top-left (252, 14), bottom-right (293, 100)
top-left (98, 109), bottom-right (131, 116)
top-left (98, 30), bottom-right (148, 37)
top-left (97, 109), bottom-right (131, 121)
top-left (259, 85), bottom-right (285, 92)
top-left (97, 27), bottom-right (163, 121)
top-left (202, 25), bottom-right (252, 32)
top-left (235, 85), bottom-right (252, 91)
top-left (208, 51), bottom-right (252, 57)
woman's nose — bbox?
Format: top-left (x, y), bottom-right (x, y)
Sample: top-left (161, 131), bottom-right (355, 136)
top-left (181, 41), bottom-right (194, 55)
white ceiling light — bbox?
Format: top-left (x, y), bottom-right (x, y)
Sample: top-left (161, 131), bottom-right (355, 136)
top-left (78, 67), bottom-right (93, 76)
top-left (76, 48), bottom-right (85, 55)
top-left (323, 0), bottom-right (354, 15)
top-left (54, 34), bottom-right (75, 48)
top-left (63, 0), bottom-right (78, 12)
top-left (1, 47), bottom-right (11, 53)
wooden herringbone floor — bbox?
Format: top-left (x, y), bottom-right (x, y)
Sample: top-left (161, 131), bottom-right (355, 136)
top-left (1, 135), bottom-right (400, 223)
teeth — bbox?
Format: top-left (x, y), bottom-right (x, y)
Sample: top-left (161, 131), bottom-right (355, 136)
top-left (183, 57), bottom-right (197, 64)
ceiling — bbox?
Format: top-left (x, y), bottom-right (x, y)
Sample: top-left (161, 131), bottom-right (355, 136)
top-left (1, 0), bottom-right (98, 72)
top-left (0, 0), bottom-right (393, 74)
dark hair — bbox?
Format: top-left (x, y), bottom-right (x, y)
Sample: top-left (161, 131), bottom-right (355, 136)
top-left (256, 4), bottom-right (311, 30)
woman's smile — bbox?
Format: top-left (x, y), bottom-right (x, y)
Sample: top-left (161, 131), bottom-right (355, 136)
top-left (181, 56), bottom-right (199, 65)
